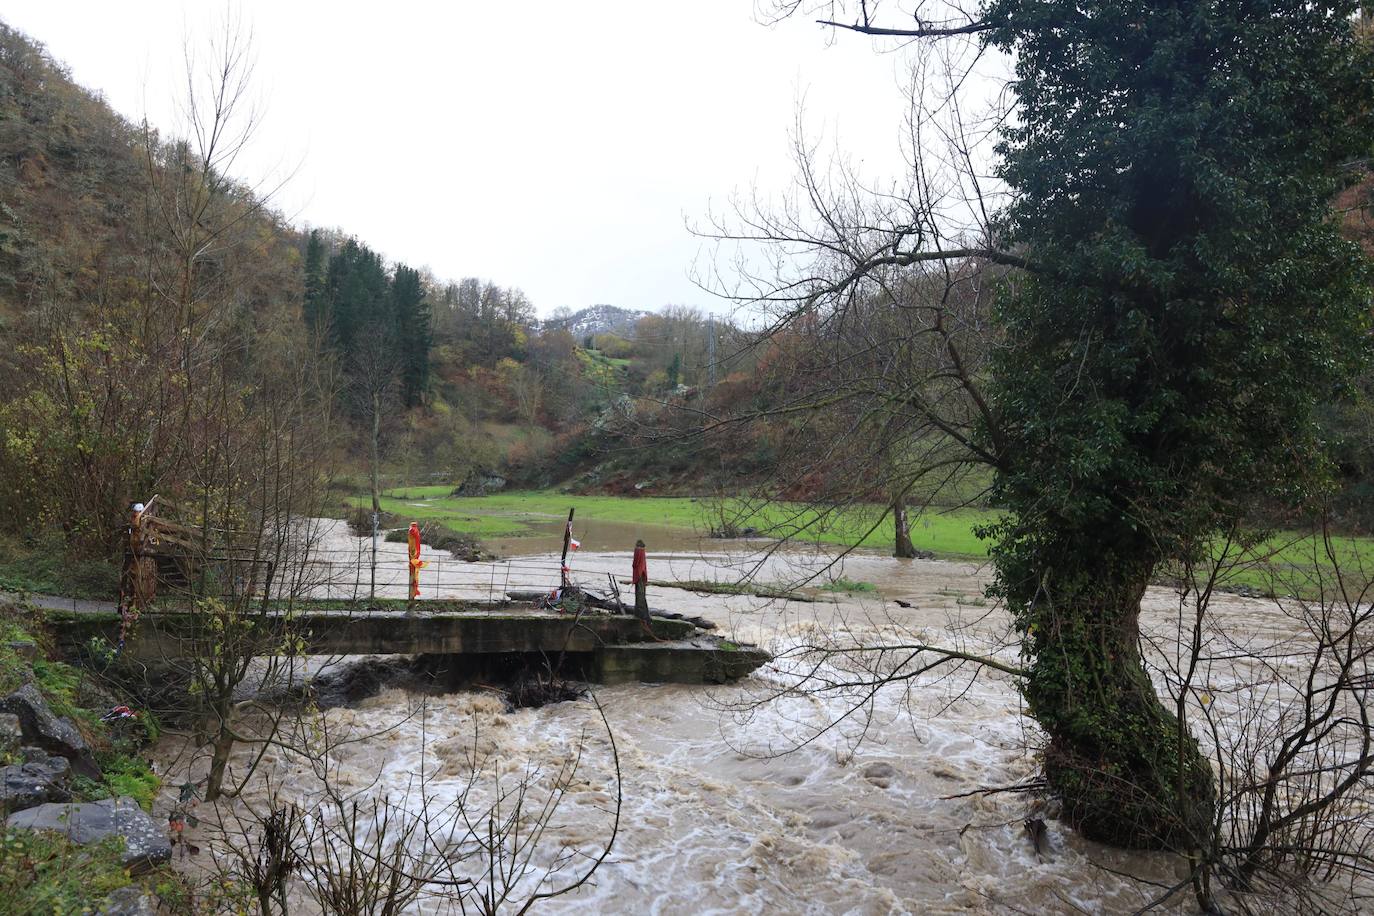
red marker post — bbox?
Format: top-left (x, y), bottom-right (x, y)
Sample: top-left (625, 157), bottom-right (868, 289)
top-left (632, 538), bottom-right (650, 624)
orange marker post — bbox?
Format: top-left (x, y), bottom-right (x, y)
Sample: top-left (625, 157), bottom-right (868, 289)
top-left (407, 522), bottom-right (426, 602)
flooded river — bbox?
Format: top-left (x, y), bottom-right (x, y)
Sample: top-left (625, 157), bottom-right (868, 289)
top-left (152, 521), bottom-right (1331, 914)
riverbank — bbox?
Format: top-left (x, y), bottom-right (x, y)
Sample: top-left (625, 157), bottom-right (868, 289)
top-left (13, 521), bottom-right (1367, 912)
top-left (347, 487), bottom-right (1374, 600)
top-left (146, 547), bottom-right (1246, 913)
top-left (353, 486), bottom-right (992, 555)
top-left (0, 597), bottom-right (188, 913)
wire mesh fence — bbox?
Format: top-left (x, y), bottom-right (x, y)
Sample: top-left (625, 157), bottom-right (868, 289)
top-left (130, 519), bottom-right (664, 608)
top-left (296, 553), bottom-right (573, 602)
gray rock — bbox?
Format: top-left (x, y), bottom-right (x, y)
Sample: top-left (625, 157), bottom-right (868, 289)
top-left (862, 761), bottom-right (897, 788)
top-left (0, 712), bottom-right (20, 758)
top-left (0, 684), bottom-right (100, 778)
top-left (8, 796), bottom-right (171, 873)
top-left (5, 641), bottom-right (37, 661)
top-left (0, 752), bottom-right (71, 811)
top-left (458, 471), bottom-right (508, 496)
top-left (98, 885), bottom-right (158, 916)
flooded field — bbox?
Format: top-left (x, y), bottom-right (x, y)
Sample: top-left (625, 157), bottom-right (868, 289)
top-left (152, 522), bottom-right (1347, 914)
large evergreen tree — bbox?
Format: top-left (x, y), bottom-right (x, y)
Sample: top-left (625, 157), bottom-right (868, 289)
top-left (324, 237), bottom-right (390, 364)
top-left (390, 263), bottom-right (431, 407)
top-left (302, 228), bottom-right (328, 334)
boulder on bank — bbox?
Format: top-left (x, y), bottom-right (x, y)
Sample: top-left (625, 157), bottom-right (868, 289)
top-left (7, 796), bottom-right (171, 873)
top-left (0, 684), bottom-right (100, 778)
top-left (0, 749), bottom-right (71, 810)
top-left (0, 712), bottom-right (21, 758)
top-left (456, 471), bottom-right (507, 496)
top-left (386, 522), bottom-right (492, 562)
top-left (98, 886), bottom-right (158, 915)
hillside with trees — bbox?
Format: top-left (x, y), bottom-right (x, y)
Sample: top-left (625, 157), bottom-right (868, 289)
top-left (4, 9), bottom-right (1374, 587)
top-left (0, 5), bottom-right (1372, 914)
top-left (0, 21), bottom-right (774, 584)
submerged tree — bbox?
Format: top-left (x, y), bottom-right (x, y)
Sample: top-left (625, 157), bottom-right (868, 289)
top-left (713, 0), bottom-right (1374, 891)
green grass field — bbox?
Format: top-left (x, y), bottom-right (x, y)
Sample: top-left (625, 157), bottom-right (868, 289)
top-left (362, 487), bottom-right (995, 556)
top-left (356, 486), bottom-right (1374, 597)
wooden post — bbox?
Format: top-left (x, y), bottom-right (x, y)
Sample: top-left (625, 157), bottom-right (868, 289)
top-left (560, 508), bottom-right (575, 589)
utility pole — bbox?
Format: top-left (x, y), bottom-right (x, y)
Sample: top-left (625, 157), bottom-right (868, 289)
top-left (370, 389), bottom-right (381, 602)
top-left (370, 510), bottom-right (378, 600)
top-left (707, 314), bottom-right (717, 387)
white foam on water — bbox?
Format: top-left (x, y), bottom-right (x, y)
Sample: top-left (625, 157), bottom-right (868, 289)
top-left (158, 529), bottom-right (1367, 914)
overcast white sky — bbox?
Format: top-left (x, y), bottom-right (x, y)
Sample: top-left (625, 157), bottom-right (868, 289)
top-left (5, 1), bottom-right (925, 315)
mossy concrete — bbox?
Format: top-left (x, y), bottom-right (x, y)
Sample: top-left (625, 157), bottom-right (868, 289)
top-left (47, 610), bottom-right (692, 658)
top-left (44, 606), bottom-right (770, 684)
top-left (592, 641), bottom-right (772, 684)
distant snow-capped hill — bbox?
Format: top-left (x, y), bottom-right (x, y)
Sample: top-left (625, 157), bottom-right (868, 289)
top-left (540, 304), bottom-right (651, 339)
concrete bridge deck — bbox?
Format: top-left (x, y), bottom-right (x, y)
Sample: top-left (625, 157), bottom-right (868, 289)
top-left (39, 601), bottom-right (771, 685)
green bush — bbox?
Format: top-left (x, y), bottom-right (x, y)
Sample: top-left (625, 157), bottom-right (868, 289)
top-left (0, 829), bottom-right (132, 914)
top-left (819, 577), bottom-right (877, 594)
top-left (97, 753), bottom-right (160, 812)
top-left (0, 535), bottom-right (116, 599)
top-left (31, 657), bottom-right (88, 723)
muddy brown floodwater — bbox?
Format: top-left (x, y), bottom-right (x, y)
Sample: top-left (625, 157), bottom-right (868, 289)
top-left (153, 522), bottom-right (1316, 914)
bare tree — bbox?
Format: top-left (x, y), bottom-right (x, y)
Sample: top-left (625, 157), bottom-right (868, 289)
top-left (203, 694), bottom-right (624, 914)
top-left (1129, 525), bottom-right (1374, 913)
top-left (679, 3), bottom-right (1374, 912)
top-left (117, 12), bottom-right (339, 803)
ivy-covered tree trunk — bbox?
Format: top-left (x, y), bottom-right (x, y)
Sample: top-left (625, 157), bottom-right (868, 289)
top-left (1017, 562), bottom-right (1215, 847)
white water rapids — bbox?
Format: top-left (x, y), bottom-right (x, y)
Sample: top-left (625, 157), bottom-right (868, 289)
top-left (151, 520), bottom-right (1342, 914)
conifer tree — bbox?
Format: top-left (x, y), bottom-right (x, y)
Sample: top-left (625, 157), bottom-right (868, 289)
top-left (302, 229), bottom-right (327, 334)
top-left (390, 263), bottom-right (431, 408)
top-left (325, 237), bottom-right (389, 364)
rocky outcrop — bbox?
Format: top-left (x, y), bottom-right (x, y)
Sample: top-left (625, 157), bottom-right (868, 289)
top-left (8, 796), bottom-right (171, 873)
top-left (0, 712), bottom-right (21, 758)
top-left (0, 684), bottom-right (100, 778)
top-left (98, 886), bottom-right (158, 915)
top-left (538, 303), bottom-right (650, 338)
top-left (0, 748), bottom-right (72, 810)
top-left (456, 471), bottom-right (507, 496)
